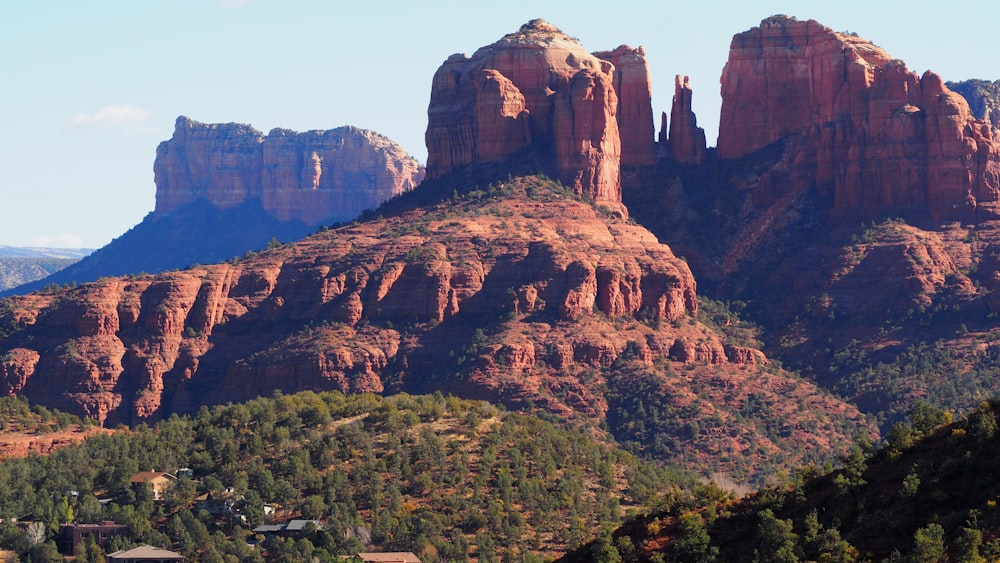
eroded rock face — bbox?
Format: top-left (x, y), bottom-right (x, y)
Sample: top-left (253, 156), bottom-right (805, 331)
top-left (425, 19), bottom-right (627, 215)
top-left (718, 15), bottom-right (1000, 222)
top-left (593, 45), bottom-right (656, 166)
top-left (0, 179), bottom-right (692, 425)
top-left (154, 117), bottom-right (425, 225)
top-left (0, 177), bottom-right (869, 478)
top-left (666, 75), bottom-right (706, 164)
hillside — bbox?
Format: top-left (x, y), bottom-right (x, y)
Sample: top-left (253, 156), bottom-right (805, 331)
top-left (570, 400), bottom-right (1000, 562)
top-left (4, 200), bottom-right (316, 297)
top-left (0, 176), bottom-right (868, 484)
top-left (0, 391), bottom-right (710, 562)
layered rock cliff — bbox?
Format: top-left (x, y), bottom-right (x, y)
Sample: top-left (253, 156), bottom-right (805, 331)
top-left (154, 116), bottom-right (425, 225)
top-left (592, 45), bottom-right (656, 167)
top-left (425, 20), bottom-right (631, 215)
top-left (717, 15), bottom-right (1000, 222)
top-left (0, 177), bottom-right (868, 479)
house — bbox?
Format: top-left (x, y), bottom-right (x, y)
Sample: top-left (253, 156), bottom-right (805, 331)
top-left (56, 521), bottom-right (129, 555)
top-left (194, 489), bottom-right (240, 516)
top-left (0, 549), bottom-right (16, 563)
top-left (129, 471), bottom-right (176, 501)
top-left (107, 545), bottom-right (185, 562)
top-left (355, 553), bottom-right (421, 563)
top-left (252, 519), bottom-right (321, 540)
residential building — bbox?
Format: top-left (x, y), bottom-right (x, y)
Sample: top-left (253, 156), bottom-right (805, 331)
top-left (129, 471), bottom-right (177, 501)
top-left (355, 553), bottom-right (421, 563)
top-left (107, 545), bottom-right (185, 562)
top-left (56, 521), bottom-right (129, 555)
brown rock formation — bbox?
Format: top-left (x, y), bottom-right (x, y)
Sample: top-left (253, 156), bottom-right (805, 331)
top-left (154, 116), bottom-right (425, 225)
top-left (717, 15), bottom-right (1000, 222)
top-left (425, 20), bottom-right (627, 215)
top-left (666, 75), bottom-right (706, 164)
top-left (593, 45), bottom-right (656, 166)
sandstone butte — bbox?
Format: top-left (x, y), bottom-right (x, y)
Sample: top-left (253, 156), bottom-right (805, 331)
top-left (0, 177), bottom-right (868, 479)
top-left (717, 15), bottom-right (1000, 223)
top-left (154, 116), bottom-right (426, 225)
top-left (425, 19), bottom-right (664, 217)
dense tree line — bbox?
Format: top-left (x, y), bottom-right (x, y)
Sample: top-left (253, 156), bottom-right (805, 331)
top-left (0, 391), bottom-right (707, 561)
top-left (584, 400), bottom-right (1000, 563)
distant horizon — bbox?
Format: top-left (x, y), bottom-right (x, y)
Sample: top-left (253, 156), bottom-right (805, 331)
top-left (4, 0), bottom-right (999, 249)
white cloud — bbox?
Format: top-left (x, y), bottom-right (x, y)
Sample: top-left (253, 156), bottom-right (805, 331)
top-left (30, 234), bottom-right (86, 249)
top-left (70, 105), bottom-right (151, 128)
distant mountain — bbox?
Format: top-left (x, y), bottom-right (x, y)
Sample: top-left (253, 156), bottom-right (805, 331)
top-left (0, 246), bottom-right (93, 259)
top-left (0, 247), bottom-right (92, 291)
top-left (2, 120), bottom-right (424, 297)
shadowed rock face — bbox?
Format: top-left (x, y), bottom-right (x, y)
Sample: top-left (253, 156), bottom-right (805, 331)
top-left (154, 116), bottom-right (425, 225)
top-left (666, 75), bottom-right (706, 165)
top-left (425, 19), bottom-right (630, 216)
top-left (718, 15), bottom-right (1000, 222)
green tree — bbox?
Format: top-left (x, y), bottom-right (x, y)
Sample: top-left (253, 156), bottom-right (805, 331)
top-left (754, 509), bottom-right (799, 563)
top-left (911, 523), bottom-right (946, 563)
top-left (674, 512), bottom-right (716, 562)
top-left (968, 403), bottom-right (997, 442)
top-left (911, 401), bottom-right (948, 435)
top-left (901, 466), bottom-right (921, 498)
top-left (85, 533), bottom-right (107, 563)
top-left (957, 527), bottom-right (986, 563)
top-left (590, 529), bottom-right (622, 563)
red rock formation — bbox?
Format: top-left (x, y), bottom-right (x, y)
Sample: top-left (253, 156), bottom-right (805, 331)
top-left (154, 117), bottom-right (263, 211)
top-left (154, 117), bottom-right (424, 225)
top-left (717, 15), bottom-right (1000, 222)
top-left (666, 75), bottom-right (706, 164)
top-left (425, 19), bottom-right (627, 215)
top-left (0, 178), bottom-right (695, 425)
top-left (0, 177), bottom-right (871, 477)
top-left (593, 45), bottom-right (656, 166)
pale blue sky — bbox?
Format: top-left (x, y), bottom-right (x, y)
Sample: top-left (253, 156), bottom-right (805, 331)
top-left (3, 0), bottom-right (998, 249)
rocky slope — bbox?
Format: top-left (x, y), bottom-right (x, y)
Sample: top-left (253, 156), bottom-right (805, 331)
top-left (0, 176), bottom-right (868, 482)
top-left (628, 16), bottom-right (1000, 431)
top-left (155, 117), bottom-right (425, 225)
top-left (0, 258), bottom-right (79, 292)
